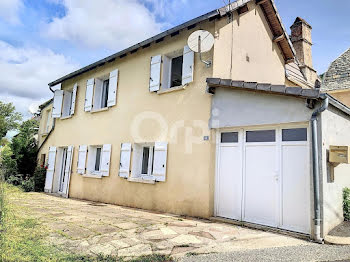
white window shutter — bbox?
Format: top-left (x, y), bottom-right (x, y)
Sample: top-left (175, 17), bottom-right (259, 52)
top-left (119, 143), bottom-right (131, 178)
top-left (161, 56), bottom-right (171, 89)
top-left (84, 78), bottom-right (94, 112)
top-left (107, 69), bottom-right (119, 107)
top-left (45, 146), bottom-right (57, 192)
top-left (182, 45), bottom-right (194, 85)
top-left (77, 145), bottom-right (87, 174)
top-left (62, 146), bottom-right (74, 198)
top-left (152, 142), bottom-right (168, 182)
top-left (100, 144), bottom-right (111, 177)
top-left (70, 83), bottom-right (78, 115)
top-left (52, 90), bottom-right (64, 118)
top-left (149, 55), bottom-right (162, 92)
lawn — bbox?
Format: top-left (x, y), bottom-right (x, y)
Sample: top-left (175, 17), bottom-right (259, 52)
top-left (0, 183), bottom-right (173, 262)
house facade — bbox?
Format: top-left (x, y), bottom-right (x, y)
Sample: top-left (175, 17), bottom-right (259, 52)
top-left (38, 0), bottom-right (350, 241)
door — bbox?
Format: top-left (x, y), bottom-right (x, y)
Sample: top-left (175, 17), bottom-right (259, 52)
top-left (243, 129), bottom-right (278, 227)
top-left (215, 126), bottom-right (310, 234)
top-left (216, 131), bottom-right (242, 220)
top-left (58, 148), bottom-right (68, 193)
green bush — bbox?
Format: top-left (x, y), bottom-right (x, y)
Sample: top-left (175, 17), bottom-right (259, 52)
top-left (343, 187), bottom-right (350, 221)
top-left (33, 166), bottom-right (46, 192)
top-left (21, 177), bottom-right (35, 192)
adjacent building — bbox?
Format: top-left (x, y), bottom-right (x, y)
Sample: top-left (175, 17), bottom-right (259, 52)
top-left (38, 0), bottom-right (350, 241)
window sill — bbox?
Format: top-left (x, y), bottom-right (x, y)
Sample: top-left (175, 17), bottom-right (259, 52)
top-left (60, 115), bottom-right (72, 120)
top-left (82, 174), bottom-right (103, 179)
top-left (91, 107), bottom-right (109, 114)
top-left (127, 177), bottom-right (155, 184)
top-left (157, 85), bottom-right (186, 95)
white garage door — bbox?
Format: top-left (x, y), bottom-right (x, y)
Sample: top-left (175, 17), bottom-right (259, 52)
top-left (215, 126), bottom-right (310, 234)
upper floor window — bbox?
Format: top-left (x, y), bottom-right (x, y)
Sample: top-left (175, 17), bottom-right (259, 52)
top-left (84, 69), bottom-right (118, 112)
top-left (52, 83), bottom-right (77, 119)
top-left (149, 45), bottom-right (194, 92)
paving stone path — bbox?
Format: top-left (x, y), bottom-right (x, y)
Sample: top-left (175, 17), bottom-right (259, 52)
top-left (12, 192), bottom-right (313, 258)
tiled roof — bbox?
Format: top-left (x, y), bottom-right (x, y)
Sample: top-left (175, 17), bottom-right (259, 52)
top-left (206, 78), bottom-right (320, 99)
top-left (322, 48), bottom-right (350, 91)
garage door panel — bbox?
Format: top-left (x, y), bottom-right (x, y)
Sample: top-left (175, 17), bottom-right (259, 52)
top-left (217, 145), bottom-right (242, 220)
top-left (244, 145), bottom-right (278, 227)
top-left (281, 145), bottom-right (310, 233)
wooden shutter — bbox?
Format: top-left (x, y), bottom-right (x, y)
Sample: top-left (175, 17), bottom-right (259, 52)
top-left (152, 142), bottom-right (168, 182)
top-left (149, 55), bottom-right (162, 92)
top-left (100, 144), bottom-right (111, 177)
top-left (161, 56), bottom-right (171, 89)
top-left (44, 146), bottom-right (57, 192)
top-left (62, 146), bottom-right (73, 198)
top-left (107, 69), bottom-right (119, 107)
top-left (77, 145), bottom-right (87, 174)
top-left (52, 90), bottom-right (63, 118)
top-left (182, 45), bottom-right (194, 85)
top-left (119, 143), bottom-right (131, 178)
top-left (70, 83), bottom-right (78, 115)
top-left (84, 78), bottom-right (94, 112)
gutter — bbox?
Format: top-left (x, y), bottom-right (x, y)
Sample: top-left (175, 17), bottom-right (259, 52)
top-left (310, 94), bottom-right (329, 243)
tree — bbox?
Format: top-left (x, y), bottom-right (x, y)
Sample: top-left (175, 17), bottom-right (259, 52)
top-left (10, 119), bottom-right (39, 179)
top-left (0, 102), bottom-right (22, 140)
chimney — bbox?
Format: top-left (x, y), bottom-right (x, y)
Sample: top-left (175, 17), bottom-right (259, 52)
top-left (290, 17), bottom-right (318, 86)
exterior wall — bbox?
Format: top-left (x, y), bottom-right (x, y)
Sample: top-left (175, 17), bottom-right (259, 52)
top-left (38, 103), bottom-right (53, 148)
top-left (328, 90), bottom-right (350, 108)
top-left (210, 88), bottom-right (313, 128)
top-left (321, 105), bottom-right (350, 235)
top-left (213, 2), bottom-right (286, 84)
top-left (39, 21), bottom-right (216, 218)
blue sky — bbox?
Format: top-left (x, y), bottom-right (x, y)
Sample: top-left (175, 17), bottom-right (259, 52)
top-left (0, 0), bottom-right (349, 118)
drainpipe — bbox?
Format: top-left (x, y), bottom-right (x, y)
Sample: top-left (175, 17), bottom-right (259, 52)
top-left (49, 84), bottom-right (54, 93)
top-left (311, 94), bottom-right (328, 243)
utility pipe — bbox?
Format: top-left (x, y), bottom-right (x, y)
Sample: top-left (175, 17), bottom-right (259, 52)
top-left (311, 94), bottom-right (328, 243)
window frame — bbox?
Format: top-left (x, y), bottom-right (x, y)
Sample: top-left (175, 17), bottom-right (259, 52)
top-left (87, 145), bottom-right (104, 176)
top-left (61, 89), bottom-right (73, 118)
top-left (131, 143), bottom-right (156, 180)
top-left (162, 49), bottom-right (184, 90)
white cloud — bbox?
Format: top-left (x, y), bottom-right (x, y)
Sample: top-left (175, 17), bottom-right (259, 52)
top-left (43, 0), bottom-right (164, 49)
top-left (0, 41), bottom-right (79, 118)
top-left (0, 0), bottom-right (23, 25)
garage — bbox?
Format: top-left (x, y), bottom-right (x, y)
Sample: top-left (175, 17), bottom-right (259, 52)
top-left (215, 125), bottom-right (310, 234)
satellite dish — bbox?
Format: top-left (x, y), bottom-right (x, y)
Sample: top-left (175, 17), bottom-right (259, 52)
top-left (187, 30), bottom-right (214, 67)
top-left (187, 30), bottom-right (215, 53)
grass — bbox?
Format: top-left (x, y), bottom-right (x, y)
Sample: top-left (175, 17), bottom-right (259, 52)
top-left (0, 183), bottom-right (174, 262)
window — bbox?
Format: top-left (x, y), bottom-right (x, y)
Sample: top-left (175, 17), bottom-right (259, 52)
top-left (149, 46), bottom-right (194, 92)
top-left (84, 69), bottom-right (118, 112)
top-left (246, 130), bottom-right (275, 142)
top-left (52, 83), bottom-right (77, 119)
top-left (170, 55), bottom-right (183, 88)
top-left (94, 147), bottom-right (102, 171)
top-left (221, 132), bottom-right (239, 143)
top-left (101, 79), bottom-right (109, 108)
top-left (282, 128), bottom-right (307, 142)
top-left (61, 90), bottom-right (73, 117)
top-left (130, 142), bottom-right (168, 181)
top-left (45, 109), bottom-right (51, 133)
top-left (141, 146), bottom-right (154, 175)
top-left (84, 145), bottom-right (112, 176)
